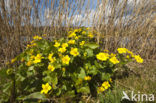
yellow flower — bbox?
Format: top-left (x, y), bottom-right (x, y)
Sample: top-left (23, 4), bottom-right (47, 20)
top-left (21, 58), bottom-right (25, 62)
top-left (29, 49), bottom-right (34, 54)
top-left (96, 53), bottom-right (109, 61)
top-left (82, 31), bottom-right (86, 35)
top-left (11, 58), bottom-right (17, 63)
top-left (30, 55), bottom-right (35, 60)
top-left (104, 50), bottom-right (109, 53)
top-left (48, 53), bottom-right (53, 58)
top-left (68, 40), bottom-right (75, 44)
top-left (126, 55), bottom-right (130, 59)
top-left (127, 50), bottom-right (134, 57)
top-left (50, 57), bottom-right (56, 63)
top-left (40, 83), bottom-right (51, 94)
top-left (74, 29), bottom-right (81, 32)
top-left (88, 32), bottom-right (94, 38)
top-left (68, 32), bottom-right (76, 38)
top-left (86, 27), bottom-right (90, 30)
top-left (134, 55), bottom-right (143, 63)
top-left (30, 40), bottom-right (35, 44)
top-left (80, 41), bottom-right (85, 46)
top-left (109, 78), bottom-right (112, 83)
top-left (83, 52), bottom-right (87, 57)
top-left (33, 35), bottom-right (42, 40)
top-left (110, 53), bottom-right (116, 57)
top-left (98, 87), bottom-right (105, 93)
top-left (75, 36), bottom-right (79, 40)
top-left (32, 43), bottom-right (37, 46)
top-left (70, 48), bottom-right (79, 57)
top-left (6, 61), bottom-right (10, 65)
top-left (33, 54), bottom-right (43, 64)
top-left (58, 47), bottom-right (66, 53)
top-left (48, 53), bottom-right (56, 63)
top-left (62, 55), bottom-right (70, 65)
top-left (109, 56), bottom-right (120, 64)
top-left (26, 61), bottom-right (32, 66)
top-left (84, 76), bottom-right (91, 81)
top-left (6, 69), bottom-right (12, 75)
top-left (62, 67), bottom-right (66, 72)
top-left (42, 34), bottom-right (47, 37)
top-left (26, 44), bottom-right (31, 48)
top-left (58, 53), bottom-right (63, 57)
top-left (102, 81), bottom-right (111, 90)
top-left (62, 43), bottom-right (68, 48)
top-left (48, 64), bottom-right (55, 71)
top-left (54, 42), bottom-right (60, 47)
top-left (117, 48), bottom-right (127, 54)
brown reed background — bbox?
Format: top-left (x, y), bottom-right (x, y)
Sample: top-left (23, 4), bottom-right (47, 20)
top-left (0, 0), bottom-right (156, 67)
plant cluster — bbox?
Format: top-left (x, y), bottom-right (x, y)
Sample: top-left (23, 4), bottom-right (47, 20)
top-left (1, 28), bottom-right (143, 102)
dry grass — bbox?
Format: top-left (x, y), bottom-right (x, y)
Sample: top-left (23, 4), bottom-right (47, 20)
top-left (0, 0), bottom-right (155, 67)
top-left (116, 60), bottom-right (156, 95)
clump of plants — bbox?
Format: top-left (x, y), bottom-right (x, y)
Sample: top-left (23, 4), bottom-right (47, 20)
top-left (2, 28), bottom-right (143, 102)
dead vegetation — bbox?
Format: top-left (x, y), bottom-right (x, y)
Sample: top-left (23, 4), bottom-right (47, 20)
top-left (0, 0), bottom-right (155, 66)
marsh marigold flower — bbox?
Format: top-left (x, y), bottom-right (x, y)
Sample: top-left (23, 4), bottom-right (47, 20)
top-left (96, 53), bottom-right (109, 61)
top-left (102, 81), bottom-right (111, 90)
top-left (98, 87), bottom-right (105, 93)
top-left (84, 76), bottom-right (91, 81)
top-left (62, 43), bottom-right (68, 48)
top-left (48, 53), bottom-right (56, 63)
top-left (26, 61), bottom-right (32, 66)
top-left (110, 53), bottom-right (116, 57)
top-left (80, 41), bottom-right (85, 46)
top-left (68, 40), bottom-right (75, 44)
top-left (109, 78), bottom-right (112, 83)
top-left (126, 55), bottom-right (130, 59)
top-left (11, 58), bottom-right (17, 63)
top-left (33, 35), bottom-right (42, 40)
top-left (88, 32), bottom-right (94, 38)
top-left (21, 58), bottom-right (25, 62)
top-left (104, 49), bottom-right (109, 53)
top-left (127, 50), bottom-right (134, 57)
top-left (117, 48), bottom-right (127, 54)
top-left (48, 64), bottom-right (55, 71)
top-left (134, 55), bottom-right (143, 63)
top-left (62, 67), bottom-right (66, 72)
top-left (62, 55), bottom-right (70, 65)
top-left (82, 31), bottom-right (86, 35)
top-left (70, 48), bottom-right (79, 57)
top-left (33, 54), bottom-right (43, 64)
top-left (30, 55), bottom-right (35, 60)
top-left (58, 47), bottom-right (66, 53)
top-left (109, 56), bottom-right (120, 64)
top-left (75, 36), bottom-right (79, 40)
top-left (54, 42), bottom-right (60, 47)
top-left (68, 32), bottom-right (76, 38)
top-left (40, 83), bottom-right (51, 94)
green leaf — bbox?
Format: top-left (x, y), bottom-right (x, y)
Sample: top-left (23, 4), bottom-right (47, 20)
top-left (2, 82), bottom-right (12, 93)
top-left (16, 73), bottom-right (26, 82)
top-left (56, 88), bottom-right (62, 96)
top-left (78, 68), bottom-right (86, 79)
top-left (85, 48), bottom-right (93, 57)
top-left (88, 66), bottom-right (98, 75)
top-left (65, 90), bottom-right (75, 97)
top-left (101, 73), bottom-right (111, 81)
top-left (84, 43), bottom-right (99, 49)
top-left (43, 72), bottom-right (58, 86)
top-left (94, 60), bottom-right (103, 68)
top-left (0, 68), bottom-right (8, 79)
top-left (77, 86), bottom-right (90, 94)
top-left (54, 63), bottom-right (61, 69)
top-left (19, 92), bottom-right (47, 101)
